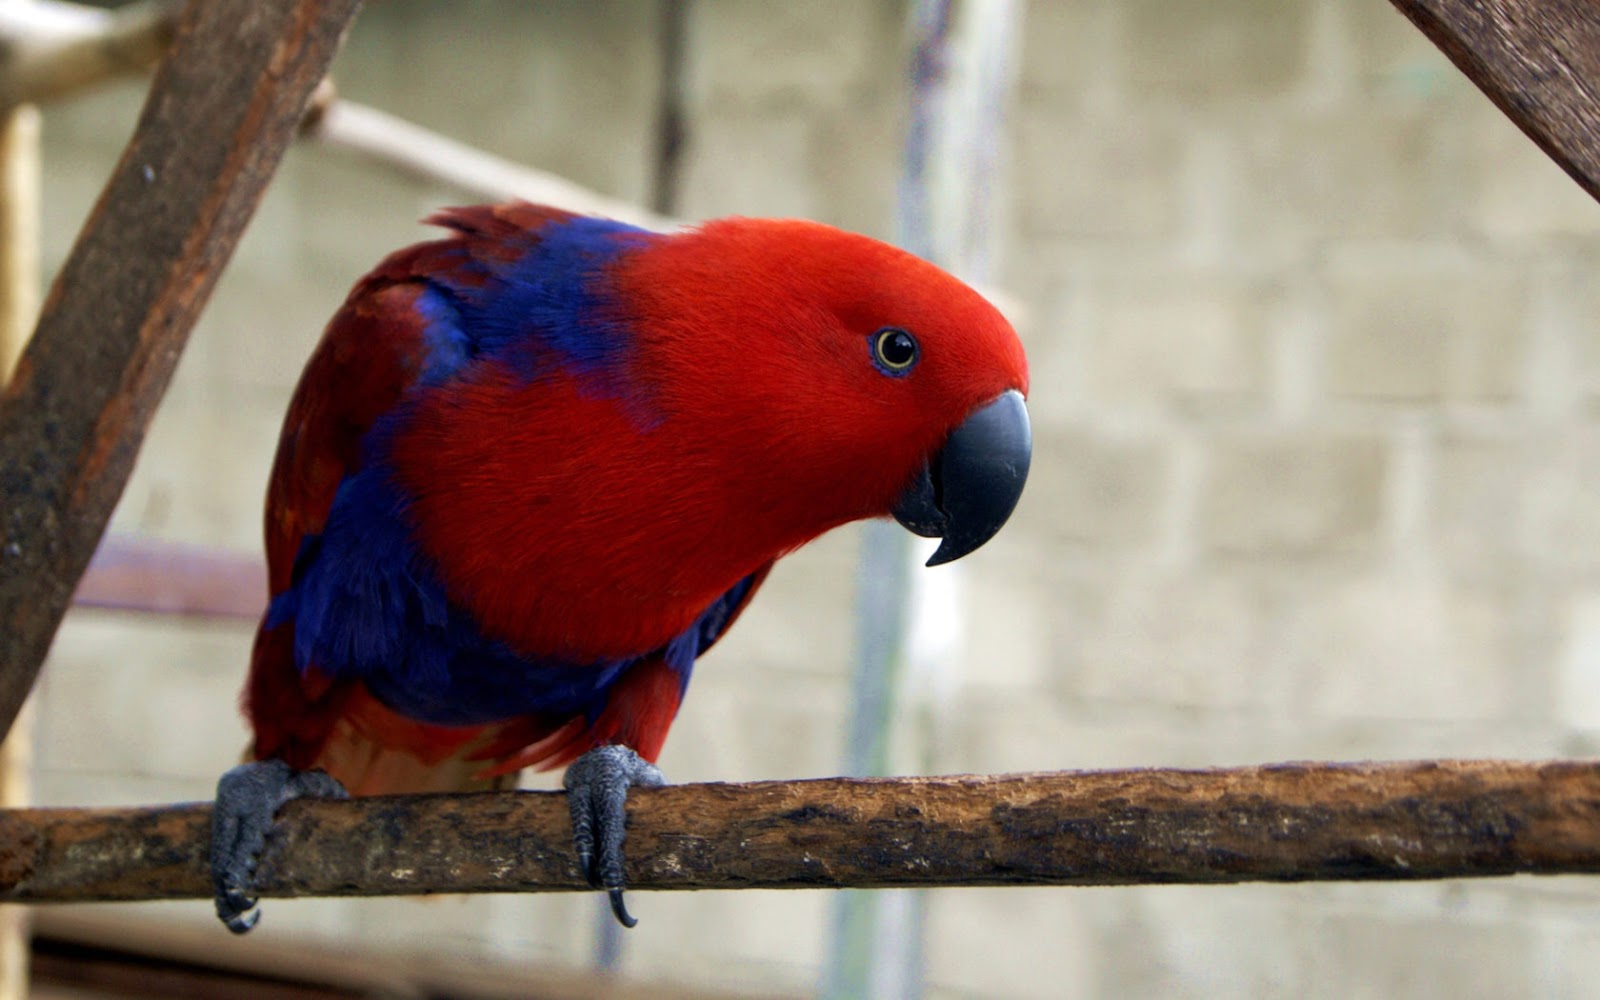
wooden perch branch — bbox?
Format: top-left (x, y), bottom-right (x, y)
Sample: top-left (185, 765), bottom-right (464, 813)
top-left (1, 760), bottom-right (1597, 904)
top-left (0, 0), bottom-right (360, 742)
top-left (1391, 0), bottom-right (1600, 204)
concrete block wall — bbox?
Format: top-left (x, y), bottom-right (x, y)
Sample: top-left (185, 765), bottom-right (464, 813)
top-left (22, 1), bottom-right (1600, 997)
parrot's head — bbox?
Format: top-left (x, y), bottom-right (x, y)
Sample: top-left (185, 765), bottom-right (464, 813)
top-left (618, 216), bottom-right (1031, 567)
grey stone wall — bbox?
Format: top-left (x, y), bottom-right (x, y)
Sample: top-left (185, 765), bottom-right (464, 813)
top-left (25, 1), bottom-right (1600, 997)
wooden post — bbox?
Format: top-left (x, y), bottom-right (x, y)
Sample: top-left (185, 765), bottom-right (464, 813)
top-left (0, 78), bottom-right (38, 1000)
top-left (0, 4), bottom-right (352, 989)
top-left (0, 72), bottom-right (38, 385)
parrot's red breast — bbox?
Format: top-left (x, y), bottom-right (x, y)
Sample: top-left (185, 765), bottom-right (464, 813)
top-left (244, 201), bottom-right (1028, 796)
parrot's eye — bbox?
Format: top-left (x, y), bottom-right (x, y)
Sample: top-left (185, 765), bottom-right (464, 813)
top-left (872, 327), bottom-right (919, 375)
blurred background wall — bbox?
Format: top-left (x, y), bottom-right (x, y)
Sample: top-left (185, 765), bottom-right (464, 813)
top-left (22, 1), bottom-right (1600, 997)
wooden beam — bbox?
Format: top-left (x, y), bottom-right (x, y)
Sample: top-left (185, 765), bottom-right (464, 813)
top-left (0, 0), bottom-right (361, 742)
top-left (1391, 0), bottom-right (1600, 203)
top-left (73, 535), bottom-right (263, 621)
top-left (0, 760), bottom-right (1596, 904)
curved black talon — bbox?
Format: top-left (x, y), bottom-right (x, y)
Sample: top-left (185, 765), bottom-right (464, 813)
top-left (564, 744), bottom-right (664, 928)
top-left (211, 759), bottom-right (347, 934)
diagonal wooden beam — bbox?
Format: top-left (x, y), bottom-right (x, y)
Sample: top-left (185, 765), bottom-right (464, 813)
top-left (0, 0), bottom-right (362, 742)
top-left (0, 760), bottom-right (1596, 905)
top-left (1391, 0), bottom-right (1600, 203)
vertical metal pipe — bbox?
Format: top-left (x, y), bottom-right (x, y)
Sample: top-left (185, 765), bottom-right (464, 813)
top-left (824, 1), bottom-right (1020, 996)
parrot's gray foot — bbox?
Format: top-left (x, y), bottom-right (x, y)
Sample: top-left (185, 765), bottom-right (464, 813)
top-left (564, 744), bottom-right (664, 928)
top-left (211, 759), bottom-right (347, 934)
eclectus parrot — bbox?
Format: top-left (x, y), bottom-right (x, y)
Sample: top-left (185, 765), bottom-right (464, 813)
top-left (212, 202), bottom-right (1031, 932)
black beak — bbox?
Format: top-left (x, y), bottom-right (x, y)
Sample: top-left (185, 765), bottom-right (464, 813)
top-left (891, 389), bottom-right (1031, 567)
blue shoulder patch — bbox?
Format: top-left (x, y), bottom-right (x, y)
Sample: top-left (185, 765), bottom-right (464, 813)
top-left (420, 215), bottom-right (656, 390)
top-left (410, 283), bottom-right (471, 385)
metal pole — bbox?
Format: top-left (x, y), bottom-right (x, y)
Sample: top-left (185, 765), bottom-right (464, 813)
top-left (824, 2), bottom-right (1020, 997)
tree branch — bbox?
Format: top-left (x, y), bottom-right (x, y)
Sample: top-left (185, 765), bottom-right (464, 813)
top-left (1, 760), bottom-right (1597, 904)
top-left (1390, 0), bottom-right (1600, 203)
top-left (0, 0), bottom-right (361, 742)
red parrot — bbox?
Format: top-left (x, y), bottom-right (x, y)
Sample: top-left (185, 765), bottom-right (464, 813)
top-left (211, 201), bottom-right (1030, 932)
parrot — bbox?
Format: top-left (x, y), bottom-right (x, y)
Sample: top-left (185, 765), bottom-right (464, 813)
top-left (210, 200), bottom-right (1031, 933)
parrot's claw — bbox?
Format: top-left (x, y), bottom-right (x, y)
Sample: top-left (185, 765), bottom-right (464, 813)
top-left (563, 744), bottom-right (664, 928)
top-left (210, 759), bottom-right (347, 934)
